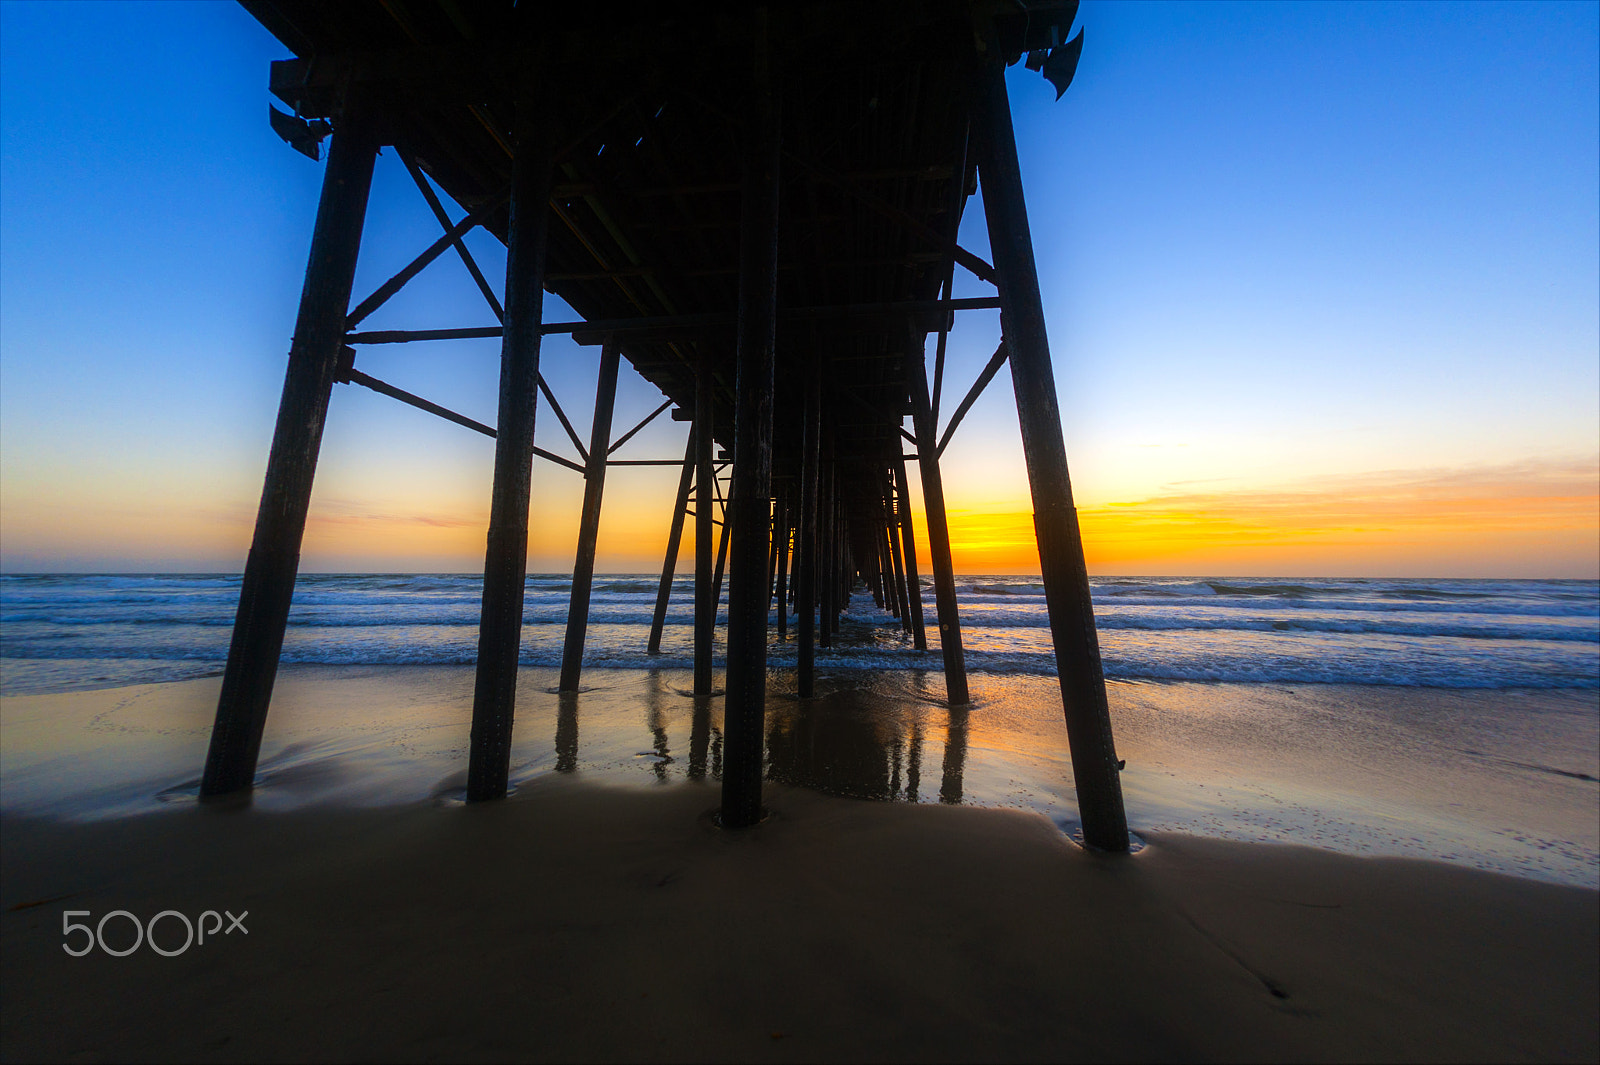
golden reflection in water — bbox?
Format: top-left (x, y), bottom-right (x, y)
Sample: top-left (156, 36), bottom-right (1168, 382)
top-left (546, 672), bottom-right (966, 805)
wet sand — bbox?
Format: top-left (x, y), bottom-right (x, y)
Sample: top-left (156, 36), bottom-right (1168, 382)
top-left (3, 667), bottom-right (1595, 884)
top-left (2, 778), bottom-right (1596, 1063)
top-left (2, 668), bottom-right (1597, 1060)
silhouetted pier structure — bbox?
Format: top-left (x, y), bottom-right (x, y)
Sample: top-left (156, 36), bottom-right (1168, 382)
top-left (204, 0), bottom-right (1129, 850)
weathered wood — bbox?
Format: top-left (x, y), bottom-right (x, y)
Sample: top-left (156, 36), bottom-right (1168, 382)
top-left (721, 31), bottom-right (780, 827)
top-left (647, 432), bottom-right (695, 655)
top-left (467, 96), bottom-right (555, 803)
top-left (974, 52), bottom-right (1128, 852)
top-left (907, 341), bottom-right (968, 705)
top-left (693, 358), bottom-right (716, 695)
top-left (202, 102), bottom-right (380, 800)
top-left (559, 342), bottom-right (621, 691)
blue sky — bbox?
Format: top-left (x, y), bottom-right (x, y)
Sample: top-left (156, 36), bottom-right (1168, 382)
top-left (2, 1), bottom-right (1596, 574)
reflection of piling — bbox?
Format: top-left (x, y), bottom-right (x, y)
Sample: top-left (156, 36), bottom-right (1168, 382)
top-left (940, 704), bottom-right (969, 805)
top-left (973, 51), bottom-right (1128, 852)
top-left (559, 343), bottom-right (620, 692)
top-left (201, 99), bottom-right (379, 800)
top-left (554, 692), bottom-right (579, 773)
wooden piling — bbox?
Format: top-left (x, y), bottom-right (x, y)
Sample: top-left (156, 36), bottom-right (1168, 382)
top-left (819, 451), bottom-right (835, 649)
top-left (647, 431), bottom-right (695, 655)
top-left (201, 101), bottom-right (379, 799)
top-left (884, 477), bottom-right (912, 631)
top-left (974, 54), bottom-right (1128, 851)
top-left (721, 28), bottom-right (780, 829)
top-left (797, 365), bottom-right (821, 697)
top-left (558, 342), bottom-right (620, 691)
top-left (693, 359), bottom-right (716, 695)
top-left (893, 457), bottom-right (928, 650)
top-left (774, 490), bottom-right (790, 639)
top-left (468, 98), bottom-right (556, 803)
top-left (907, 343), bottom-right (969, 705)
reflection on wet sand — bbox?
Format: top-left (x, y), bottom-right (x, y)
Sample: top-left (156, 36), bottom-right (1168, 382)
top-left (551, 669), bottom-right (969, 805)
top-left (554, 693), bottom-right (579, 773)
top-left (5, 665), bottom-right (1595, 884)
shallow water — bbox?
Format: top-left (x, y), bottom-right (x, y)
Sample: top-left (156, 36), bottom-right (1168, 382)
top-left (2, 664), bottom-right (1594, 888)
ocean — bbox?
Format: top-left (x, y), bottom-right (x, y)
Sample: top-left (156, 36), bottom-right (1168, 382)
top-left (1, 573), bottom-right (1596, 695)
top-left (2, 573), bottom-right (1596, 886)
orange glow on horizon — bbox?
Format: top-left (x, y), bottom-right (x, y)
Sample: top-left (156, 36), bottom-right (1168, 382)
top-left (3, 456), bottom-right (1594, 578)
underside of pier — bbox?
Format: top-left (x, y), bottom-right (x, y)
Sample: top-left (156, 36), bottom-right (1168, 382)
top-left (204, 0), bottom-right (1130, 850)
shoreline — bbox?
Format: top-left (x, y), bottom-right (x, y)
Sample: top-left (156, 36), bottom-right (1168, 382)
top-left (3, 666), bottom-right (1596, 887)
top-left (3, 779), bottom-right (1596, 1062)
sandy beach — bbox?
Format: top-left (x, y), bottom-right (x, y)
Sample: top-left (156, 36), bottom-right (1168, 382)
top-left (1, 667), bottom-right (1597, 1061)
top-left (3, 777), bottom-right (1596, 1063)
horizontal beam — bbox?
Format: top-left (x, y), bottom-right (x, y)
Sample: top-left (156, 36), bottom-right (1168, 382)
top-left (344, 297), bottom-right (1002, 346)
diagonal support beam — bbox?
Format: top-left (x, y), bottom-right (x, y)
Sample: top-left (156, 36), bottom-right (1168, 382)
top-left (398, 147), bottom-right (506, 323)
top-left (537, 375), bottom-right (589, 463)
top-left (608, 398), bottom-right (672, 455)
top-left (345, 191), bottom-right (508, 329)
top-left (936, 341), bottom-right (1010, 459)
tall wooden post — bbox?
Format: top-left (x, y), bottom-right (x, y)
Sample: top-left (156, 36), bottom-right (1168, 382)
top-left (648, 431), bottom-right (695, 654)
top-left (797, 365), bottom-right (821, 697)
top-left (712, 487), bottom-right (731, 610)
top-left (467, 97), bottom-right (555, 803)
top-left (559, 342), bottom-right (621, 691)
top-left (884, 477), bottom-right (912, 630)
top-left (974, 55), bottom-right (1128, 851)
top-left (773, 491), bottom-right (789, 639)
top-left (721, 26), bottom-right (780, 829)
top-left (819, 451), bottom-right (834, 649)
top-left (893, 456), bottom-right (928, 650)
top-left (693, 360), bottom-right (716, 694)
top-left (201, 101), bottom-right (379, 799)
top-left (907, 345), bottom-right (968, 704)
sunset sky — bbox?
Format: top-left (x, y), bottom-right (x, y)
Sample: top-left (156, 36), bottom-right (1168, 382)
top-left (2, 1), bottom-right (1596, 577)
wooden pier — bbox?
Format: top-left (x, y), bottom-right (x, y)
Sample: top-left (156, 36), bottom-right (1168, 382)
top-left (205, 0), bottom-right (1130, 850)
